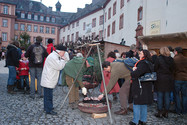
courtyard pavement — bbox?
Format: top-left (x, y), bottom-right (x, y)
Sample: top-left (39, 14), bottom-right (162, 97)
top-left (0, 60), bottom-right (186, 125)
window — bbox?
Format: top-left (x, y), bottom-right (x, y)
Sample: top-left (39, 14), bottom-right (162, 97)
top-left (92, 18), bottom-right (96, 28)
top-left (63, 27), bottom-right (65, 32)
top-left (46, 27), bottom-right (50, 33)
top-left (76, 21), bottom-right (79, 27)
top-left (138, 7), bottom-right (143, 21)
top-left (52, 17), bottom-right (55, 23)
top-left (83, 22), bottom-right (86, 30)
top-left (113, 2), bottom-right (117, 16)
top-left (40, 16), bottom-right (44, 21)
top-left (2, 19), bottom-right (8, 27)
top-left (20, 24), bottom-right (25, 31)
top-left (21, 13), bottom-right (25, 18)
top-left (27, 38), bottom-right (31, 44)
top-left (28, 14), bottom-right (31, 19)
top-left (68, 25), bottom-right (70, 30)
top-left (119, 14), bottom-right (124, 30)
top-left (14, 23), bottom-right (18, 30)
top-left (2, 32), bottom-right (7, 41)
top-left (40, 26), bottom-right (44, 33)
top-left (108, 7), bottom-right (111, 19)
top-left (99, 30), bottom-right (103, 40)
top-left (34, 15), bottom-right (38, 20)
top-left (67, 35), bottom-right (70, 42)
top-left (99, 15), bottom-right (104, 25)
top-left (3, 5), bottom-right (8, 14)
top-left (112, 21), bottom-right (116, 34)
top-left (34, 37), bottom-right (36, 42)
top-left (120, 0), bottom-right (124, 8)
top-left (27, 25), bottom-right (32, 32)
top-left (76, 32), bottom-right (79, 40)
top-left (46, 17), bottom-right (50, 22)
top-left (72, 23), bottom-right (75, 28)
top-left (71, 33), bottom-right (74, 42)
top-left (34, 25), bottom-right (38, 32)
top-left (63, 37), bottom-right (65, 43)
top-left (107, 25), bottom-right (110, 37)
top-left (51, 28), bottom-right (55, 34)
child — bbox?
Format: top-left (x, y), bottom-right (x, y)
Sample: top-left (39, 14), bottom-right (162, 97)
top-left (18, 53), bottom-right (29, 93)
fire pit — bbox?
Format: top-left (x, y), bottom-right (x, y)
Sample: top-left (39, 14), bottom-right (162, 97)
top-left (78, 97), bottom-right (112, 114)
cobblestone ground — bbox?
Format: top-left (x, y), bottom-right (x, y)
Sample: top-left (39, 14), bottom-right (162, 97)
top-left (0, 60), bottom-right (186, 125)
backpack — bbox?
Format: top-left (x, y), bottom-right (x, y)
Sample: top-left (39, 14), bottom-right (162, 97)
top-left (33, 45), bottom-right (44, 64)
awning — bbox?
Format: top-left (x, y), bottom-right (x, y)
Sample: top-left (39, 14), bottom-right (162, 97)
top-left (138, 32), bottom-right (187, 49)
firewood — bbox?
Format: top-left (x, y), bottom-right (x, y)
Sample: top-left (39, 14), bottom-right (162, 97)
top-left (92, 113), bottom-right (107, 119)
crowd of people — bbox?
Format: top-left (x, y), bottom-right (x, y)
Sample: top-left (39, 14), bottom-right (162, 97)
top-left (3, 37), bottom-right (187, 124)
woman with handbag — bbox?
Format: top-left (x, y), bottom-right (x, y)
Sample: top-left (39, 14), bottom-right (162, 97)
top-left (129, 50), bottom-right (153, 125)
top-left (154, 47), bottom-right (174, 118)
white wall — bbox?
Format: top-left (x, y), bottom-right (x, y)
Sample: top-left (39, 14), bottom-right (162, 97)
top-left (144, 0), bottom-right (187, 35)
top-left (60, 0), bottom-right (142, 46)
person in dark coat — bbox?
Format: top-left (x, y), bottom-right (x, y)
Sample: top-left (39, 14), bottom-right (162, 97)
top-left (154, 47), bottom-right (174, 118)
top-left (173, 47), bottom-right (187, 114)
top-left (129, 50), bottom-right (153, 125)
top-left (6, 41), bottom-right (20, 94)
top-left (126, 44), bottom-right (139, 59)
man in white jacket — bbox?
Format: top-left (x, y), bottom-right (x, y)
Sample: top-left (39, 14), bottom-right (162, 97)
top-left (41, 44), bottom-right (69, 115)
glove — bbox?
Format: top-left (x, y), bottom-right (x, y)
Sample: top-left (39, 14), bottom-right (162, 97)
top-left (82, 87), bottom-right (87, 95)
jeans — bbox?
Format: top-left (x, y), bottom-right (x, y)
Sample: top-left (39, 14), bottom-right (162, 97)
top-left (20, 75), bottom-right (29, 89)
top-left (44, 87), bottom-right (53, 113)
top-left (29, 67), bottom-right (43, 97)
top-left (7, 66), bottom-right (17, 85)
top-left (174, 80), bottom-right (187, 114)
top-left (132, 104), bottom-right (147, 124)
top-left (157, 92), bottom-right (170, 111)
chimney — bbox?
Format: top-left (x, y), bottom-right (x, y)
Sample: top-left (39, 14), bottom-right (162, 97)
top-left (49, 7), bottom-right (52, 11)
top-left (77, 8), bottom-right (82, 12)
top-left (85, 4), bottom-right (89, 8)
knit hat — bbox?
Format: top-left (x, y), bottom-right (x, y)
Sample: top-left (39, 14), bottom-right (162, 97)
top-left (56, 44), bottom-right (67, 51)
top-left (47, 38), bottom-right (53, 44)
top-left (87, 57), bottom-right (94, 66)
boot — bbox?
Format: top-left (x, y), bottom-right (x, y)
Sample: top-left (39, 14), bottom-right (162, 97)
top-left (162, 110), bottom-right (168, 118)
top-left (7, 85), bottom-right (15, 94)
top-left (138, 120), bottom-right (147, 125)
top-left (155, 110), bottom-right (163, 118)
top-left (113, 93), bottom-right (117, 101)
top-left (114, 108), bottom-right (128, 115)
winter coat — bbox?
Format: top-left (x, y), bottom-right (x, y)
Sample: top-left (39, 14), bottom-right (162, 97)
top-left (25, 42), bottom-right (48, 68)
top-left (41, 51), bottom-right (67, 89)
top-left (154, 55), bottom-right (174, 92)
top-left (100, 57), bottom-right (120, 94)
top-left (174, 53), bottom-right (187, 81)
top-left (18, 60), bottom-right (29, 76)
top-left (131, 59), bottom-right (153, 105)
top-left (46, 43), bottom-right (56, 55)
top-left (6, 44), bottom-right (19, 67)
top-left (62, 57), bottom-right (86, 87)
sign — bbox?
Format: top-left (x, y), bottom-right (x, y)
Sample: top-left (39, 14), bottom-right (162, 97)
top-left (150, 20), bottom-right (160, 35)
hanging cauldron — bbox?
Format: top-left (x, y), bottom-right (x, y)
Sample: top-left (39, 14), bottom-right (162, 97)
top-left (78, 97), bottom-right (112, 114)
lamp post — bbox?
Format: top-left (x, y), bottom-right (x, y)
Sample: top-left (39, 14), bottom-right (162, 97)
top-left (102, 6), bottom-right (105, 41)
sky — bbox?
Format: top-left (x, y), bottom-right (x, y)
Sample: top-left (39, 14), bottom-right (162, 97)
top-left (32, 0), bottom-right (92, 12)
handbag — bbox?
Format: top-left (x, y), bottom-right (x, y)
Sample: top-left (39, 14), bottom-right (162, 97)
top-left (138, 60), bottom-right (157, 82)
top-left (138, 60), bottom-right (156, 95)
top-left (139, 72), bottom-right (157, 82)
